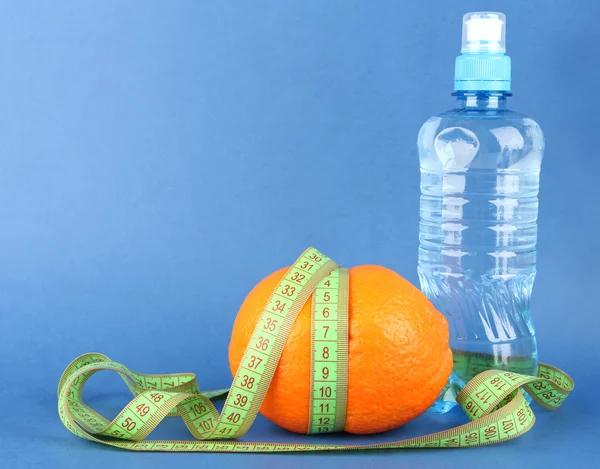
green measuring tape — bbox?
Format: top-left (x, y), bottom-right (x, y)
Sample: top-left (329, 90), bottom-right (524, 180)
top-left (58, 247), bottom-right (574, 452)
top-left (308, 266), bottom-right (349, 434)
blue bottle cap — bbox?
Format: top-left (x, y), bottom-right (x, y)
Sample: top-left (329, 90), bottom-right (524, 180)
top-left (454, 12), bottom-right (511, 92)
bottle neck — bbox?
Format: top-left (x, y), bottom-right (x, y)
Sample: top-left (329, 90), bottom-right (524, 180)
top-left (454, 91), bottom-right (510, 109)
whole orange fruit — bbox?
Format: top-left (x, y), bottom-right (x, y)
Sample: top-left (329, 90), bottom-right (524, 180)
top-left (228, 265), bottom-right (452, 434)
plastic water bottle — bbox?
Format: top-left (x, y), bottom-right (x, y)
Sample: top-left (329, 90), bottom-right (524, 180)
top-left (417, 12), bottom-right (545, 413)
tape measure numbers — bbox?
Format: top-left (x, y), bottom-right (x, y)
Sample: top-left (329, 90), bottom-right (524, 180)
top-left (308, 267), bottom-right (349, 434)
top-left (58, 247), bottom-right (574, 452)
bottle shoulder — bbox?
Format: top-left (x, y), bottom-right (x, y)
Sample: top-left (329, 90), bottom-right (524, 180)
top-left (418, 108), bottom-right (545, 171)
top-left (430, 106), bottom-right (538, 123)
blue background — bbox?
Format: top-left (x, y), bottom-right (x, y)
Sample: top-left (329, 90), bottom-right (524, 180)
top-left (1, 1), bottom-right (598, 468)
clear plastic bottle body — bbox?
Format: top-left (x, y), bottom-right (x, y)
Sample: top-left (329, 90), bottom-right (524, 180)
top-left (417, 92), bottom-right (544, 413)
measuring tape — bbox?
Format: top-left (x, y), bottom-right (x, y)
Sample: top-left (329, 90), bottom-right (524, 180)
top-left (58, 247), bottom-right (574, 452)
top-left (308, 267), bottom-right (349, 434)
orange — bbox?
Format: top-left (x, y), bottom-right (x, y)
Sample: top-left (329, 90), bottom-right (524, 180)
top-left (228, 265), bottom-right (452, 434)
